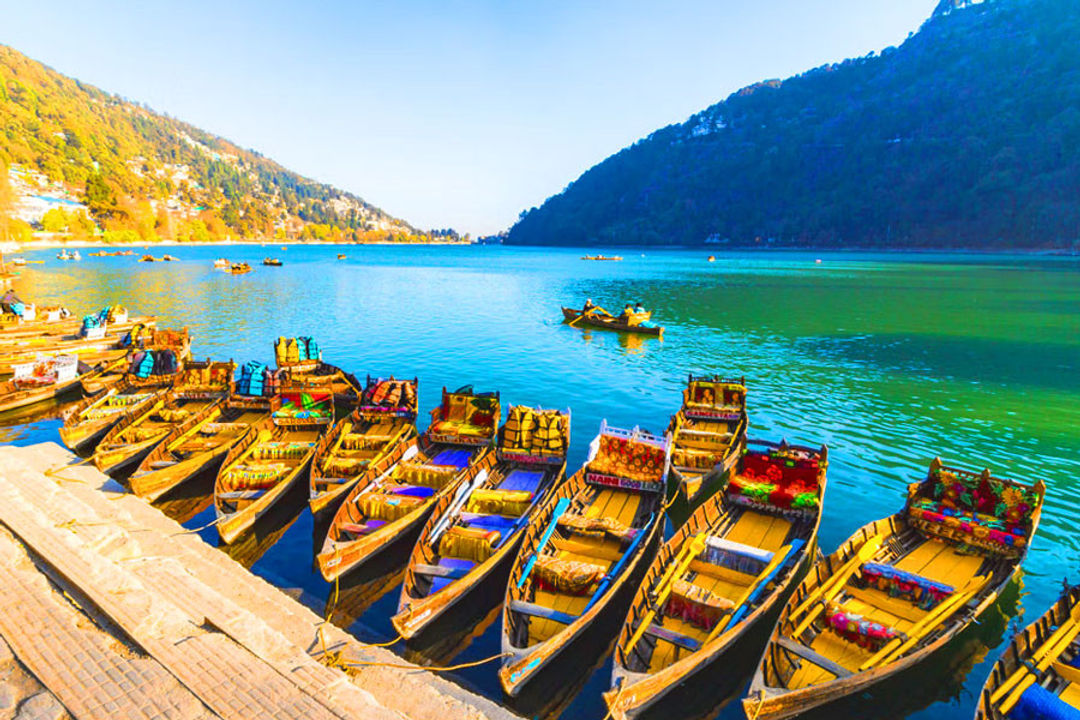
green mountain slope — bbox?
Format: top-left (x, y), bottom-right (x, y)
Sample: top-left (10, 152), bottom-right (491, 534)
top-left (508, 0), bottom-right (1080, 249)
top-left (0, 44), bottom-right (427, 243)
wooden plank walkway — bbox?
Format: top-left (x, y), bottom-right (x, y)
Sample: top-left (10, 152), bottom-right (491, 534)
top-left (0, 442), bottom-right (520, 720)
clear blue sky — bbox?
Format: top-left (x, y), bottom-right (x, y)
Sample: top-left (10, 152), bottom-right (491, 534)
top-left (1, 0), bottom-right (937, 235)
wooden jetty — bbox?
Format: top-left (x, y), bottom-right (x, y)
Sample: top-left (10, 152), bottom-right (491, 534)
top-left (0, 442), bottom-right (521, 720)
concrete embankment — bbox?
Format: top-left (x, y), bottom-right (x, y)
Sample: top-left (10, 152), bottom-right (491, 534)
top-left (0, 442), bottom-right (521, 720)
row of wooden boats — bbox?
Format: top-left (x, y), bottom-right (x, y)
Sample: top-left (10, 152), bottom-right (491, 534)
top-left (44, 352), bottom-right (1053, 719)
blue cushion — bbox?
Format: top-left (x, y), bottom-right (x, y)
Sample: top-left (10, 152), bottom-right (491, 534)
top-left (431, 449), bottom-right (472, 468)
top-left (1011, 683), bottom-right (1080, 720)
top-left (390, 485), bottom-right (435, 499)
top-left (499, 469), bottom-right (544, 494)
top-left (430, 558), bottom-right (477, 594)
top-left (461, 513), bottom-right (517, 533)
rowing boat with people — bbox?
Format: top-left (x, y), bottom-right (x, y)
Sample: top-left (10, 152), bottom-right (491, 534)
top-left (561, 307), bottom-right (663, 337)
top-left (317, 386), bottom-right (500, 583)
top-left (667, 374), bottom-right (748, 510)
top-left (976, 583), bottom-right (1080, 719)
top-left (742, 458), bottom-right (1045, 720)
top-left (606, 439), bottom-right (827, 720)
top-left (93, 360), bottom-right (234, 478)
top-left (499, 421), bottom-right (670, 697)
top-left (392, 404), bottom-right (570, 642)
top-left (309, 375), bottom-right (419, 531)
top-left (214, 388), bottom-right (335, 543)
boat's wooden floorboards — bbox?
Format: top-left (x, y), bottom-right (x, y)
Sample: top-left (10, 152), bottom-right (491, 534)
top-left (0, 442), bottom-right (522, 720)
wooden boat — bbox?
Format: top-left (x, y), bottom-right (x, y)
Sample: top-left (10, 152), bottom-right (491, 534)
top-left (667, 374), bottom-right (748, 509)
top-left (93, 360), bottom-right (234, 479)
top-left (976, 583), bottom-right (1080, 720)
top-left (309, 376), bottom-right (419, 529)
top-left (337, 254), bottom-right (346, 260)
top-left (317, 386), bottom-right (500, 583)
top-left (213, 258), bottom-right (230, 269)
top-left (605, 439), bottom-right (827, 720)
top-left (230, 262), bottom-right (252, 274)
top-left (129, 393), bottom-right (273, 503)
top-left (561, 307), bottom-right (664, 337)
top-left (59, 378), bottom-right (169, 456)
top-left (262, 258), bottom-right (282, 266)
top-left (499, 421), bottom-right (670, 697)
top-left (139, 255), bottom-right (155, 262)
top-left (707, 256), bottom-right (716, 262)
top-left (214, 388), bottom-right (334, 543)
top-left (0, 354), bottom-right (84, 415)
top-left (273, 337), bottom-right (362, 407)
top-left (78, 327), bottom-right (192, 396)
top-left (582, 255), bottom-right (623, 261)
top-left (743, 458), bottom-right (1045, 720)
top-left (393, 405), bottom-right (570, 642)
top-left (0, 313), bottom-right (155, 340)
top-left (162, 254), bottom-right (178, 261)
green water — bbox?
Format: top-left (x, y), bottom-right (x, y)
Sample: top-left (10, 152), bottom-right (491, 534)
top-left (4, 245), bottom-right (1079, 719)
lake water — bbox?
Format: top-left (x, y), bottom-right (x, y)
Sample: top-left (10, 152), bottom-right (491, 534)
top-left (4, 245), bottom-right (1079, 719)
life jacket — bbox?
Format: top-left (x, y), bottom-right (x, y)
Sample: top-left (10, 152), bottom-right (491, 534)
top-left (238, 361), bottom-right (268, 396)
top-left (134, 351), bottom-right (154, 379)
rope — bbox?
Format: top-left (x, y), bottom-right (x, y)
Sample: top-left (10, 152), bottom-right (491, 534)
top-left (601, 683), bottom-right (626, 720)
top-left (44, 455), bottom-right (96, 483)
top-left (341, 651), bottom-right (511, 673)
top-left (171, 514), bottom-right (223, 535)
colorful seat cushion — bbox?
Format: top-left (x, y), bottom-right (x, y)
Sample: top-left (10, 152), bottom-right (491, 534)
top-left (557, 513), bottom-right (635, 542)
top-left (664, 579), bottom-right (736, 630)
top-left (460, 513), bottom-right (517, 535)
top-left (389, 485), bottom-right (436, 499)
top-left (826, 604), bottom-right (901, 651)
top-left (908, 498), bottom-right (1028, 556)
top-left (439, 525), bottom-right (500, 563)
top-left (465, 488), bottom-right (533, 516)
top-left (857, 562), bottom-right (954, 610)
top-left (727, 449), bottom-right (820, 512)
top-left (533, 556), bottom-right (606, 596)
top-left (1010, 682), bottom-right (1080, 720)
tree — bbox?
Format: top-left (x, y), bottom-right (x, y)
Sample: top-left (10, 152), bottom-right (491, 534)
top-left (41, 207), bottom-right (69, 233)
top-left (83, 172), bottom-right (116, 220)
top-left (0, 162), bottom-right (11, 243)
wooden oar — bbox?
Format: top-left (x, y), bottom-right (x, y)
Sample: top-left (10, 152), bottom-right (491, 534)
top-left (706, 540), bottom-right (805, 643)
top-left (624, 534), bottom-right (707, 653)
top-left (996, 609), bottom-right (1080, 714)
top-left (789, 534), bottom-right (884, 639)
top-left (858, 574), bottom-right (987, 670)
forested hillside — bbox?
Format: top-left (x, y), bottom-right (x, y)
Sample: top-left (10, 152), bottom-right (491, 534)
top-left (508, 0), bottom-right (1080, 249)
top-left (0, 45), bottom-right (430, 243)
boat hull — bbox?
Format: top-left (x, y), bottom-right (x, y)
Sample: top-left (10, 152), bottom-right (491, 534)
top-left (561, 308), bottom-right (663, 337)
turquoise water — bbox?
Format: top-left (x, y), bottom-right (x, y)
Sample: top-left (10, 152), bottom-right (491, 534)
top-left (4, 245), bottom-right (1079, 719)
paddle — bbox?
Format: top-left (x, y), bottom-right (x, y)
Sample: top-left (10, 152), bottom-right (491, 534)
top-left (429, 468), bottom-right (489, 546)
top-left (79, 387), bottom-right (117, 416)
top-left (568, 305), bottom-right (612, 327)
top-left (789, 534), bottom-right (884, 640)
top-left (517, 497), bottom-right (571, 589)
top-left (708, 539), bottom-right (806, 643)
top-left (858, 574), bottom-right (988, 670)
top-left (584, 513), bottom-right (657, 613)
top-left (354, 444), bottom-right (420, 498)
top-left (624, 534), bottom-right (707, 654)
top-left (993, 601), bottom-right (1080, 713)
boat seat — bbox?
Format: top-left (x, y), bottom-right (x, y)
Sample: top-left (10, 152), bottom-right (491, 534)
top-left (645, 623), bottom-right (702, 652)
top-left (498, 469), bottom-right (545, 494)
top-left (893, 539), bottom-right (985, 587)
top-left (525, 591), bottom-right (589, 644)
top-left (854, 561), bottom-right (954, 610)
top-left (429, 448), bottom-right (473, 467)
top-left (428, 557), bottom-right (477, 594)
top-left (460, 512), bottom-right (517, 534)
top-left (725, 511), bottom-right (791, 554)
top-left (340, 519), bottom-right (388, 537)
top-left (1011, 682), bottom-right (1080, 718)
top-left (389, 485), bottom-right (436, 499)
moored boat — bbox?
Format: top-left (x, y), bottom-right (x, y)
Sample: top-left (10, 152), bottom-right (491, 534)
top-left (309, 375), bottom-right (419, 531)
top-left (976, 583), bottom-right (1080, 720)
top-left (666, 374), bottom-right (748, 509)
top-left (393, 404), bottom-right (570, 642)
top-left (499, 421), bottom-right (670, 697)
top-left (561, 307), bottom-right (663, 337)
top-left (582, 255), bottom-right (624, 261)
top-left (317, 386), bottom-right (500, 583)
top-left (743, 458), bottom-right (1045, 720)
top-left (230, 262), bottom-right (252, 274)
top-left (78, 327), bottom-right (191, 396)
top-left (214, 388), bottom-right (334, 543)
top-left (262, 258), bottom-right (282, 266)
top-left (129, 391), bottom-right (274, 503)
top-left (213, 258), bottom-right (230, 269)
top-left (605, 439), bottom-right (827, 720)
top-left (273, 336), bottom-right (362, 407)
top-left (0, 354), bottom-right (84, 415)
top-left (93, 360), bottom-right (234, 478)
top-left (59, 378), bottom-right (169, 456)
